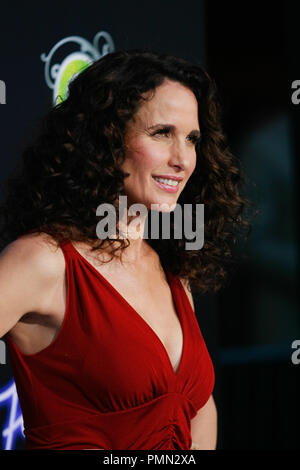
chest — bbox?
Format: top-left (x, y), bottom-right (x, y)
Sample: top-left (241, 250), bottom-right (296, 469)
top-left (93, 265), bottom-right (184, 374)
top-left (13, 252), bottom-right (184, 374)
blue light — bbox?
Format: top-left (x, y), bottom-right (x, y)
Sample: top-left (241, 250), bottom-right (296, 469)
top-left (0, 379), bottom-right (24, 450)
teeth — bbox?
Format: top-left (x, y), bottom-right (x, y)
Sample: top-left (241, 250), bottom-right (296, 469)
top-left (153, 177), bottom-right (179, 186)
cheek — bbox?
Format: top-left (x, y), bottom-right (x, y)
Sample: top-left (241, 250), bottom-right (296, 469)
top-left (188, 153), bottom-right (197, 176)
top-left (126, 142), bottom-right (162, 173)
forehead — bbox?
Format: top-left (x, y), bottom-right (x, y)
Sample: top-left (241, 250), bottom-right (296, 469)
top-left (134, 80), bottom-right (199, 125)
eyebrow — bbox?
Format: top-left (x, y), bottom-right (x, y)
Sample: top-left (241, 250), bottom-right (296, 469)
top-left (147, 123), bottom-right (201, 138)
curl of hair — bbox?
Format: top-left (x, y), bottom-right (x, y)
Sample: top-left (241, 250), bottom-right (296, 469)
top-left (0, 48), bottom-right (256, 294)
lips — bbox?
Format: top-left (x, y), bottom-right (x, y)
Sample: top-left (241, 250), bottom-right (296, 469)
top-left (152, 174), bottom-right (183, 181)
top-left (152, 176), bottom-right (180, 193)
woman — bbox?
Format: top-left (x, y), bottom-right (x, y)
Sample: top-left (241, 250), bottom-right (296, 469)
top-left (0, 49), bottom-right (252, 450)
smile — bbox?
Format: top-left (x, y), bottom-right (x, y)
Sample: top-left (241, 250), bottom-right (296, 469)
top-left (152, 176), bottom-right (180, 193)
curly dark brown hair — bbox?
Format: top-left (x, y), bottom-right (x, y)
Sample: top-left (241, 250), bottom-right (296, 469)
top-left (0, 48), bottom-right (255, 294)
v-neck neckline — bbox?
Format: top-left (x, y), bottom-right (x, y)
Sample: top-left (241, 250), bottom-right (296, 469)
top-left (67, 241), bottom-right (186, 379)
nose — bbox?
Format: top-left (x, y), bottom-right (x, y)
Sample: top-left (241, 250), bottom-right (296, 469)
top-left (168, 138), bottom-right (193, 171)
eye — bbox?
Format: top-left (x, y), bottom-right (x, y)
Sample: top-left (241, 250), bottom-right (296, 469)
top-left (152, 128), bottom-right (201, 146)
top-left (188, 135), bottom-right (201, 146)
top-left (153, 128), bottom-right (170, 137)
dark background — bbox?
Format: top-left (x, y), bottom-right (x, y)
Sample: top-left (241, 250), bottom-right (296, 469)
top-left (206, 1), bottom-right (299, 449)
top-left (0, 0), bottom-right (299, 450)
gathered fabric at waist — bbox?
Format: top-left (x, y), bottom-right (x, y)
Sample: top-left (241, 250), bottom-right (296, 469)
top-left (24, 392), bottom-right (195, 450)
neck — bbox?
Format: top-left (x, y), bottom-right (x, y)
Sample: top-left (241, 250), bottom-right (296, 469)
top-left (105, 208), bottom-right (151, 264)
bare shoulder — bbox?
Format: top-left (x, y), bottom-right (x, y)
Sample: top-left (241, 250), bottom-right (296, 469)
top-left (179, 277), bottom-right (195, 312)
top-left (0, 232), bottom-right (66, 295)
top-left (0, 232), bottom-right (66, 337)
top-left (4, 231), bottom-right (58, 252)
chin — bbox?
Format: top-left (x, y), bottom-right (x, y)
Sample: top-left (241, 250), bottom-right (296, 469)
top-left (126, 194), bottom-right (178, 213)
top-left (149, 200), bottom-right (177, 212)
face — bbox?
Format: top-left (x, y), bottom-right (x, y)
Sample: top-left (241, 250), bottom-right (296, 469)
top-left (121, 79), bottom-right (200, 212)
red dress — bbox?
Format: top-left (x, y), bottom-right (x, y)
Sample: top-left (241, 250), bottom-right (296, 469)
top-left (4, 240), bottom-right (215, 450)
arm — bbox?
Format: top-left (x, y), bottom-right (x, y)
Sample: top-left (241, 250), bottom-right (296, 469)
top-left (179, 278), bottom-right (218, 450)
top-left (190, 394), bottom-right (217, 450)
top-left (0, 234), bottom-right (62, 339)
